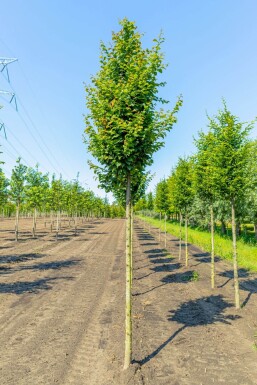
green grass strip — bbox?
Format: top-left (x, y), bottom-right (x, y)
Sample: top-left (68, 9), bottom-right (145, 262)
top-left (138, 215), bottom-right (257, 272)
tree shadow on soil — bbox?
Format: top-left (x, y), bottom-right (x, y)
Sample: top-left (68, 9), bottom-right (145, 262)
top-left (136, 232), bottom-right (155, 242)
top-left (134, 248), bottom-right (172, 276)
top-left (89, 232), bottom-right (108, 235)
top-left (0, 253), bottom-right (45, 265)
top-left (149, 257), bottom-right (174, 264)
top-left (150, 263), bottom-right (182, 273)
top-left (134, 263), bottom-right (182, 281)
top-left (240, 277), bottom-right (257, 307)
top-left (0, 252), bottom-right (80, 274)
top-left (217, 268), bottom-right (250, 288)
top-left (141, 243), bottom-right (159, 246)
top-left (133, 270), bottom-right (195, 296)
top-left (136, 295), bottom-right (240, 365)
top-left (0, 276), bottom-right (74, 294)
top-left (144, 248), bottom-right (167, 255)
top-left (21, 258), bottom-right (81, 272)
top-left (49, 234), bottom-right (72, 242)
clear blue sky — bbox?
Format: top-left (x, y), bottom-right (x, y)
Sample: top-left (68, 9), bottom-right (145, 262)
top-left (1, 0), bottom-right (257, 200)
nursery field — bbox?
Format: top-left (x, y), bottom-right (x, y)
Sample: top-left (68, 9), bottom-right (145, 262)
top-left (0, 217), bottom-right (257, 384)
top-left (138, 215), bottom-right (257, 272)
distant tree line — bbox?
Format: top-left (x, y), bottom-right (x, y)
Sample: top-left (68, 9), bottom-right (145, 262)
top-left (0, 156), bottom-right (125, 239)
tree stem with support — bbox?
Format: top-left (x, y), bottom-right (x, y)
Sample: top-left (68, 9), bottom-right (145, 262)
top-left (124, 174), bottom-right (132, 369)
top-left (231, 199), bottom-right (240, 309)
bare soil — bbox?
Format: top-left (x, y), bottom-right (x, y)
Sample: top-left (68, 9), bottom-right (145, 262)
top-left (0, 217), bottom-right (257, 384)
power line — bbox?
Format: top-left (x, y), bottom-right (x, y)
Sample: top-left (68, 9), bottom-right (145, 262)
top-left (1, 122), bottom-right (42, 166)
top-left (0, 42), bottom-right (74, 180)
top-left (16, 61), bottom-right (74, 176)
top-left (5, 83), bottom-right (72, 179)
top-left (1, 64), bottom-right (72, 179)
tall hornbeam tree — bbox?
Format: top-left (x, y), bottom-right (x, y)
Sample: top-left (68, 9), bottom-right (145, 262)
top-left (155, 179), bottom-right (170, 214)
top-left (208, 101), bottom-right (256, 308)
top-left (168, 157), bottom-right (194, 266)
top-left (84, 18), bottom-right (182, 369)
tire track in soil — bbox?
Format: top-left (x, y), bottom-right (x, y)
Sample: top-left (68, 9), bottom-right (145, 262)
top-left (132, 220), bottom-right (257, 385)
top-left (62, 219), bottom-right (126, 385)
top-left (0, 220), bottom-right (111, 337)
top-left (0, 219), bottom-right (125, 385)
top-left (0, 219), bottom-right (99, 257)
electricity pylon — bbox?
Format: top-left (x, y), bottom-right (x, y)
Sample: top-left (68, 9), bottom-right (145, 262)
top-left (0, 56), bottom-right (18, 138)
top-left (0, 57), bottom-right (18, 82)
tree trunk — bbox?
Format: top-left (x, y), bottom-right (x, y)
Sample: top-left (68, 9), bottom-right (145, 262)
top-left (179, 212), bottom-right (182, 261)
top-left (210, 204), bottom-right (215, 289)
top-left (185, 212), bottom-right (188, 267)
top-left (75, 211), bottom-right (77, 236)
top-left (164, 213), bottom-right (167, 248)
top-left (236, 222), bottom-right (241, 237)
top-left (130, 203), bottom-right (133, 289)
top-left (221, 220), bottom-right (226, 235)
top-left (56, 211), bottom-right (59, 240)
top-left (124, 174), bottom-right (132, 369)
top-left (32, 208), bottom-right (36, 238)
top-left (254, 221), bottom-right (257, 240)
top-left (15, 203), bottom-right (20, 242)
top-left (50, 211), bottom-right (53, 233)
top-left (159, 212), bottom-right (161, 242)
top-left (231, 199), bottom-right (240, 309)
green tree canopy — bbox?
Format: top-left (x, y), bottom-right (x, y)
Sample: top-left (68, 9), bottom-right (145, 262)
top-left (84, 18), bottom-right (182, 201)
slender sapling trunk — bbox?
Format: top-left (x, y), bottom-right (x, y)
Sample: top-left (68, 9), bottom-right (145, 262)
top-left (32, 208), bottom-right (37, 238)
top-left (210, 204), bottom-right (215, 289)
top-left (159, 212), bottom-right (161, 242)
top-left (15, 203), bottom-right (20, 242)
top-left (185, 212), bottom-right (188, 267)
top-left (231, 199), bottom-right (240, 309)
top-left (124, 175), bottom-right (132, 370)
top-left (179, 211), bottom-right (182, 261)
top-left (164, 213), bottom-right (167, 248)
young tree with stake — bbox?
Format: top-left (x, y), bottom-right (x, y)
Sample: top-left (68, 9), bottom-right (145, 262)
top-left (168, 157), bottom-right (194, 266)
top-left (84, 18), bottom-right (182, 368)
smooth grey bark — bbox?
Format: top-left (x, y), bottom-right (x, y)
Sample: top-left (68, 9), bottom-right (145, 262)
top-left (15, 203), bottom-right (20, 242)
top-left (32, 208), bottom-right (37, 238)
top-left (254, 221), bottom-right (257, 240)
top-left (159, 212), bottom-right (161, 242)
top-left (210, 204), bottom-right (215, 289)
top-left (124, 175), bottom-right (132, 369)
top-left (56, 211), bottom-right (59, 240)
top-left (231, 199), bottom-right (240, 309)
top-left (164, 213), bottom-right (167, 248)
top-left (179, 211), bottom-right (182, 261)
top-left (185, 212), bottom-right (188, 267)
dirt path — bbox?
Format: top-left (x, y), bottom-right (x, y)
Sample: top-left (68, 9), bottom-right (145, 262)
top-left (131, 220), bottom-right (257, 385)
top-left (0, 218), bottom-right (126, 385)
top-left (1, 217), bottom-right (257, 384)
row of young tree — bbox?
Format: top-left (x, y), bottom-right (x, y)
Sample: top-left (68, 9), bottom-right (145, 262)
top-left (0, 157), bottom-right (125, 240)
top-left (137, 101), bottom-right (257, 309)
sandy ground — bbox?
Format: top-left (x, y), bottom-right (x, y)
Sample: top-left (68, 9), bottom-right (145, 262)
top-left (0, 217), bottom-right (257, 384)
top-left (131, 220), bottom-right (257, 385)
